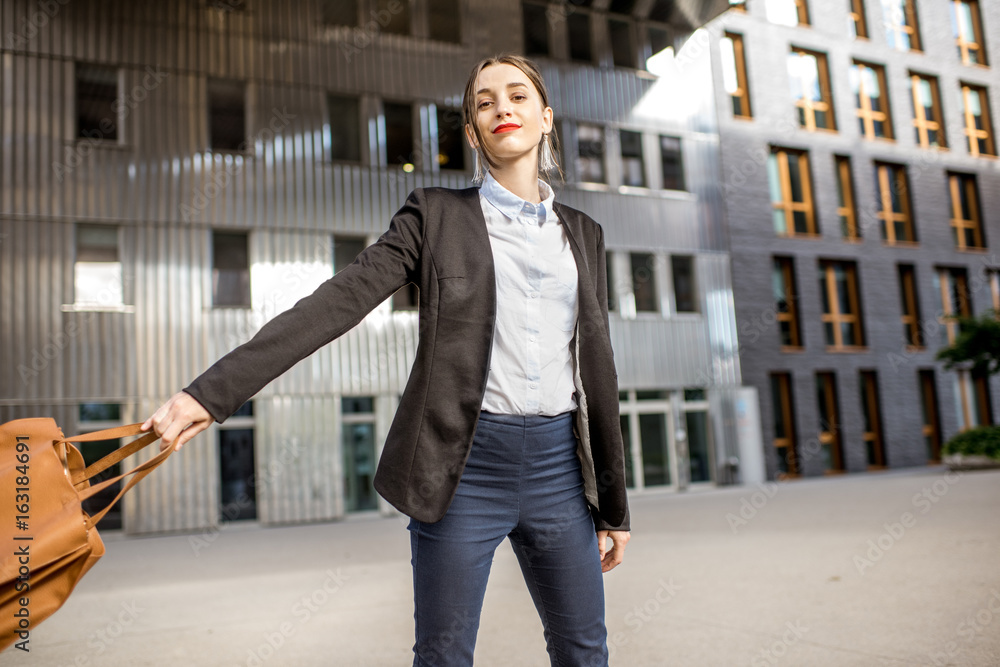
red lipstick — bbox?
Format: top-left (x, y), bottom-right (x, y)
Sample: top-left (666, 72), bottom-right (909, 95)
top-left (493, 123), bottom-right (520, 134)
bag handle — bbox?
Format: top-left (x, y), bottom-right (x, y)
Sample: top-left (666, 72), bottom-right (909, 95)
top-left (62, 423), bottom-right (159, 485)
top-left (77, 435), bottom-right (175, 528)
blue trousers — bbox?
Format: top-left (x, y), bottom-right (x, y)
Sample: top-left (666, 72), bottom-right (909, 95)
top-left (408, 411), bottom-right (609, 667)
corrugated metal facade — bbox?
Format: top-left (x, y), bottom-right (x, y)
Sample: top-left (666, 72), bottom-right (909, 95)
top-left (0, 0), bottom-right (748, 533)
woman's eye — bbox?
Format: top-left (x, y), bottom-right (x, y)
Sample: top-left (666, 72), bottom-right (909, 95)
top-left (512, 94), bottom-right (526, 102)
top-left (478, 101), bottom-right (491, 109)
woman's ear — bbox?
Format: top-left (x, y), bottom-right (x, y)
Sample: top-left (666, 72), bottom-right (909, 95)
top-left (541, 106), bottom-right (554, 135)
top-left (465, 124), bottom-right (479, 150)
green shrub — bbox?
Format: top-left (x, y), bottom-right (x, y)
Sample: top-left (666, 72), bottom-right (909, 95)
top-left (943, 426), bottom-right (1000, 460)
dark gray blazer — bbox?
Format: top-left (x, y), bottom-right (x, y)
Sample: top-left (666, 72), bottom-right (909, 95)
top-left (185, 186), bottom-right (630, 531)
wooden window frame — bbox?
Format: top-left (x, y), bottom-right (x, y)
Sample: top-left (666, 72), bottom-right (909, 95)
top-left (853, 61), bottom-right (894, 141)
top-left (875, 162), bottom-right (916, 244)
top-left (898, 264), bottom-right (924, 348)
top-left (789, 47), bottom-right (836, 131)
top-left (770, 373), bottom-right (799, 477)
top-left (909, 72), bottom-right (946, 150)
top-left (937, 266), bottom-right (971, 345)
top-left (793, 0), bottom-right (810, 25)
top-left (773, 257), bottom-right (802, 349)
top-left (835, 156), bottom-right (859, 240)
top-left (724, 32), bottom-right (753, 120)
top-left (729, 0), bottom-right (748, 12)
top-left (815, 371), bottom-right (845, 472)
top-left (919, 370), bottom-right (942, 462)
top-left (990, 270), bottom-right (1000, 314)
top-left (952, 0), bottom-right (988, 67)
top-left (860, 370), bottom-right (887, 469)
top-left (849, 0), bottom-right (868, 39)
top-left (961, 83), bottom-right (997, 157)
top-left (770, 147), bottom-right (817, 237)
top-left (948, 172), bottom-right (985, 250)
top-left (819, 260), bottom-right (865, 350)
top-left (884, 0), bottom-right (922, 52)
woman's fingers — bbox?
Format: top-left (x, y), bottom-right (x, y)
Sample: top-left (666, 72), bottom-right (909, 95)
top-left (599, 529), bottom-right (631, 573)
top-left (143, 391), bottom-right (213, 451)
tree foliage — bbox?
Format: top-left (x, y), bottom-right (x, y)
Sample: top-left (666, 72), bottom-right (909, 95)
top-left (935, 311), bottom-right (1000, 377)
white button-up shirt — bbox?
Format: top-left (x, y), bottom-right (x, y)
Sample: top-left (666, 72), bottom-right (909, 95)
top-left (478, 170), bottom-right (579, 416)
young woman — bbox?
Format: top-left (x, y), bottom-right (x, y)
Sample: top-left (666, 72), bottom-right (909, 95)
top-left (144, 54), bottom-right (631, 666)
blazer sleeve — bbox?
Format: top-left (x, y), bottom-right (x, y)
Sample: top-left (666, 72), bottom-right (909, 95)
top-left (184, 188), bottom-right (425, 423)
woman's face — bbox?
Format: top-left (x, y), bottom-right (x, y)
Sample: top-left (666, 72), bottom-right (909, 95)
top-left (466, 63), bottom-right (553, 169)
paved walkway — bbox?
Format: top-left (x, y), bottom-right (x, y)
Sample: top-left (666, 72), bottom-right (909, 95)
top-left (5, 466), bottom-right (1000, 666)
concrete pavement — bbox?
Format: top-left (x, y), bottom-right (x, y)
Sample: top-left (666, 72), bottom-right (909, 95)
top-left (4, 466), bottom-right (1000, 666)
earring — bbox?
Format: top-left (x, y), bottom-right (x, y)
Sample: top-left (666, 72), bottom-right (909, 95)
top-left (538, 134), bottom-right (557, 173)
top-left (472, 148), bottom-right (487, 185)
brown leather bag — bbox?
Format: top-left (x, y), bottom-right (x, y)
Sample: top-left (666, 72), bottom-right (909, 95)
top-left (0, 419), bottom-right (171, 652)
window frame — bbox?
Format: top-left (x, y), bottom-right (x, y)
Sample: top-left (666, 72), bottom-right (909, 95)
top-left (75, 62), bottom-right (123, 145)
top-left (960, 82), bottom-right (997, 157)
top-left (909, 72), bottom-right (947, 150)
top-left (898, 264), bottom-right (924, 349)
top-left (874, 162), bottom-right (917, 245)
top-left (722, 32), bottom-right (753, 120)
top-left (936, 266), bottom-right (971, 345)
top-left (883, 0), bottom-right (922, 52)
top-left (835, 155), bottom-right (860, 240)
top-left (849, 0), bottom-right (869, 39)
top-left (769, 147), bottom-right (818, 238)
top-left (859, 370), bottom-right (887, 468)
top-left (788, 46), bottom-right (836, 132)
top-left (773, 256), bottom-right (802, 349)
top-left (770, 372), bottom-right (799, 477)
top-left (207, 77), bottom-right (249, 154)
top-left (952, 0), bottom-right (988, 66)
top-left (815, 371), bottom-right (845, 472)
top-left (211, 230), bottom-right (252, 308)
top-left (852, 60), bottom-right (894, 141)
top-left (948, 172), bottom-right (985, 250)
top-left (819, 259), bottom-right (866, 350)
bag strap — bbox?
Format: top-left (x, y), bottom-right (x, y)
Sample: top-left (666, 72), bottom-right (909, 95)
top-left (62, 424), bottom-right (158, 484)
top-left (78, 436), bottom-right (175, 528)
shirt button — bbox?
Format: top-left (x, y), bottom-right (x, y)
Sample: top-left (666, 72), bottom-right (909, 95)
top-left (530, 382), bottom-right (538, 389)
top-left (529, 336), bottom-right (536, 343)
top-left (529, 292), bottom-right (538, 298)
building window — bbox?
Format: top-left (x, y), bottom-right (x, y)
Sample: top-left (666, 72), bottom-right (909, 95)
top-left (729, 0), bottom-right (747, 11)
top-left (770, 373), bottom-right (799, 477)
top-left (376, 0), bottom-right (409, 35)
top-left (212, 231), bottom-right (251, 307)
top-left (961, 83), bottom-right (996, 157)
top-left (765, 0), bottom-right (809, 26)
top-left (835, 156), bottom-right (859, 240)
top-left (882, 0), bottom-right (921, 51)
top-left (218, 401), bottom-right (256, 522)
top-left (948, 172), bottom-right (985, 250)
top-left (672, 255), bottom-right (697, 313)
top-left (815, 372), bottom-right (845, 472)
top-left (898, 264), bottom-right (924, 348)
top-left (436, 107), bottom-right (465, 171)
top-left (955, 370), bottom-right (993, 431)
top-left (788, 47), bottom-right (835, 131)
top-left (75, 224), bottom-right (123, 307)
top-left (819, 260), bottom-right (865, 349)
top-left (428, 0), bottom-right (461, 43)
top-left (919, 370), bottom-right (942, 461)
top-left (935, 266), bottom-right (970, 344)
top-left (773, 257), bottom-right (802, 348)
top-left (384, 101), bottom-right (415, 169)
top-left (849, 0), bottom-right (868, 39)
top-left (78, 403), bottom-right (124, 530)
top-left (327, 94), bottom-right (362, 163)
top-left (990, 269), bottom-right (1000, 313)
top-left (620, 130), bottom-right (645, 187)
top-left (609, 18), bottom-right (636, 69)
top-left (648, 25), bottom-right (670, 60)
top-left (342, 396), bottom-right (379, 512)
top-left (320, 0), bottom-right (357, 26)
top-left (568, 11), bottom-right (593, 63)
top-left (851, 61), bottom-right (893, 140)
top-left (207, 78), bottom-right (247, 153)
top-left (333, 235), bottom-right (366, 274)
top-left (606, 252), bottom-right (618, 312)
top-left (577, 123), bottom-right (606, 183)
top-left (768, 147), bottom-right (816, 237)
top-left (875, 162), bottom-right (916, 244)
top-left (720, 32), bottom-right (752, 119)
top-left (685, 408), bottom-right (713, 483)
top-left (631, 252), bottom-right (659, 313)
top-left (909, 72), bottom-right (946, 149)
top-left (76, 64), bottom-right (119, 142)
top-left (659, 136), bottom-right (685, 191)
top-left (951, 0), bottom-right (988, 66)
top-left (859, 371), bottom-right (887, 468)
top-left (523, 2), bottom-right (549, 56)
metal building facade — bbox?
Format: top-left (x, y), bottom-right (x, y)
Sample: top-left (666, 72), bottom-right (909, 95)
top-left (0, 0), bottom-right (748, 534)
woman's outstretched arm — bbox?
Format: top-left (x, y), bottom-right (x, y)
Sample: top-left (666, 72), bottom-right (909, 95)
top-left (142, 188), bottom-right (426, 450)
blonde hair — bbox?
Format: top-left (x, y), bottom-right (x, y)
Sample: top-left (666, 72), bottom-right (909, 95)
top-left (462, 54), bottom-right (563, 184)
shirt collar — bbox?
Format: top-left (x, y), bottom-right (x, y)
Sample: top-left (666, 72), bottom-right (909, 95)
top-left (480, 170), bottom-right (558, 225)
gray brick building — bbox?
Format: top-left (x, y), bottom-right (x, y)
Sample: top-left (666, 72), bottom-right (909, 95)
top-left (707, 0), bottom-right (1000, 478)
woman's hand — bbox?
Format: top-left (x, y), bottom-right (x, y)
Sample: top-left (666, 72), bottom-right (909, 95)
top-left (142, 391), bottom-right (214, 452)
top-left (597, 529), bottom-right (631, 573)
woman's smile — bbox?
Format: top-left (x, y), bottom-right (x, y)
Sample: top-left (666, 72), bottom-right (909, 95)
top-left (493, 122), bottom-right (521, 134)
